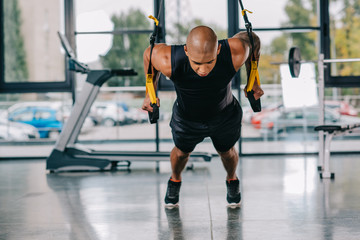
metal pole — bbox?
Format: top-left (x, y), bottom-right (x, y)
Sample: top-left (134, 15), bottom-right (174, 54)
top-left (322, 132), bottom-right (334, 178)
top-left (154, 0), bottom-right (164, 172)
top-left (153, 0), bottom-right (165, 155)
top-left (65, 0), bottom-right (76, 103)
top-left (227, 0), bottom-right (242, 155)
top-left (324, 58), bottom-right (360, 63)
top-left (318, 54), bottom-right (325, 170)
top-left (319, 0), bottom-right (330, 85)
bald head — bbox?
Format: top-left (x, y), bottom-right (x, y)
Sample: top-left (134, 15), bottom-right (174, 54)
top-left (186, 26), bottom-right (218, 55)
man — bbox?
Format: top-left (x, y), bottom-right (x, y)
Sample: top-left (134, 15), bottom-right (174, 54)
top-left (142, 25), bottom-right (263, 206)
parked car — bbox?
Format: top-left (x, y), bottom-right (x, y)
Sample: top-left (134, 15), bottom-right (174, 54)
top-left (92, 101), bottom-right (134, 126)
top-left (251, 104), bottom-right (283, 129)
top-left (7, 106), bottom-right (63, 139)
top-left (60, 104), bottom-right (95, 133)
top-left (134, 108), bottom-right (149, 123)
top-left (5, 102), bottom-right (94, 137)
top-left (325, 100), bottom-right (358, 117)
top-left (93, 102), bottom-right (126, 126)
top-left (260, 106), bottom-right (360, 138)
top-left (5, 101), bottom-right (65, 115)
top-left (0, 118), bottom-right (40, 140)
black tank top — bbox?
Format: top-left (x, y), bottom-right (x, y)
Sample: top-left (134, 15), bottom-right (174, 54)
top-left (170, 39), bottom-right (237, 121)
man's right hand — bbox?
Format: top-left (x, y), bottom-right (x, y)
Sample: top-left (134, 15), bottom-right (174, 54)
top-left (244, 80), bottom-right (264, 100)
top-left (142, 95), bottom-right (160, 113)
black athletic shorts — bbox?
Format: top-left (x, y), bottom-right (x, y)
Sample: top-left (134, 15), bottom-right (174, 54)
top-left (169, 98), bottom-right (243, 153)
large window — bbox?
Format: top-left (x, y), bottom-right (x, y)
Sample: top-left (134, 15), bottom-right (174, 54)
top-left (325, 0), bottom-right (360, 87)
top-left (0, 0), bottom-right (72, 93)
top-left (74, 0), bottom-right (154, 88)
top-left (165, 0), bottom-right (228, 44)
top-left (230, 0), bottom-right (360, 154)
top-left (1, 0), bottom-right (359, 156)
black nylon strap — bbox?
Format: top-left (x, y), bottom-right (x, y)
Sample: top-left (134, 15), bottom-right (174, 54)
top-left (147, 28), bottom-right (157, 75)
top-left (147, 0), bottom-right (163, 74)
top-left (146, 0), bottom-right (163, 124)
top-left (238, 0), bottom-right (256, 61)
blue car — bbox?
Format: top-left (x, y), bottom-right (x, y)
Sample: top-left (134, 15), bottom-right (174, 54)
top-left (8, 106), bottom-right (63, 138)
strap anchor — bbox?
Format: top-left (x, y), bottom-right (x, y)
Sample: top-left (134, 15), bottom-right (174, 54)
top-left (148, 15), bottom-right (159, 26)
top-left (241, 9), bottom-right (253, 16)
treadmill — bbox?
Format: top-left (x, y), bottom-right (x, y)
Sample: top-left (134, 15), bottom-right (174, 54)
top-left (46, 32), bottom-right (212, 172)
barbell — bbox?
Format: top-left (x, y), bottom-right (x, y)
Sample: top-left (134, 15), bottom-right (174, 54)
top-left (273, 47), bottom-right (360, 78)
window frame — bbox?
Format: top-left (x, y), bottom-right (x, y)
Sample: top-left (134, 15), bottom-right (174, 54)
top-left (320, 0), bottom-right (359, 87)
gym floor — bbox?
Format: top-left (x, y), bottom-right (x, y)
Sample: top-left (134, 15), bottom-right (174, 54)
top-left (1, 154), bottom-right (360, 240)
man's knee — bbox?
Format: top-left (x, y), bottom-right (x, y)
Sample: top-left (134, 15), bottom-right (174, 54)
top-left (218, 146), bottom-right (237, 160)
top-left (173, 146), bottom-right (191, 161)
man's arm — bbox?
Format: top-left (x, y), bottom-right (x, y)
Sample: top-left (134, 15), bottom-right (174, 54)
top-left (142, 43), bottom-right (171, 112)
top-left (143, 43), bottom-right (172, 87)
top-left (230, 31), bottom-right (260, 74)
top-left (229, 32), bottom-right (263, 100)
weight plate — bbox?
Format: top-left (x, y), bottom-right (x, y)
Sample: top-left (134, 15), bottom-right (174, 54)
top-left (288, 47), bottom-right (301, 78)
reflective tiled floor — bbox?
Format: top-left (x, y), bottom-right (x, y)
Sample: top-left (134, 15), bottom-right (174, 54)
top-left (1, 154), bottom-right (360, 240)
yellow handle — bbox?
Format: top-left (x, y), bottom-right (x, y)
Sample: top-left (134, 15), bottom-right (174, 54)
top-left (246, 61), bottom-right (260, 92)
top-left (148, 15), bottom-right (159, 26)
top-left (146, 74), bottom-right (157, 104)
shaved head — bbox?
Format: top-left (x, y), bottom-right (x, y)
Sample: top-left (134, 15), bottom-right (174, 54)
top-left (186, 26), bottom-right (218, 55)
top-left (184, 26), bottom-right (221, 77)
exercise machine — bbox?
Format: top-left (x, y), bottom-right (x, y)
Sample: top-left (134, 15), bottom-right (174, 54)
top-left (46, 33), bottom-right (212, 172)
top-left (315, 123), bottom-right (360, 179)
top-left (274, 50), bottom-right (360, 179)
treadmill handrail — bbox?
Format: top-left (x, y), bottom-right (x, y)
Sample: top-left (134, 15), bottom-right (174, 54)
top-left (57, 31), bottom-right (137, 76)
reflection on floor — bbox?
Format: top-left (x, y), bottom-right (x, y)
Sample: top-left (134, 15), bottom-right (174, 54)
top-left (1, 154), bottom-right (360, 240)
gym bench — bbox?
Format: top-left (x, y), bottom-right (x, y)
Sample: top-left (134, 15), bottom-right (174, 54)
top-left (315, 123), bottom-right (360, 179)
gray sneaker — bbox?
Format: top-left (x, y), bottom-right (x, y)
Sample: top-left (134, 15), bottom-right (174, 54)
top-left (165, 178), bottom-right (181, 206)
top-left (226, 179), bottom-right (241, 205)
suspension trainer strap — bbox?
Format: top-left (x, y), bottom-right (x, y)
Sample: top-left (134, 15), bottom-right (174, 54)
top-left (146, 15), bottom-right (159, 107)
top-left (238, 0), bottom-right (261, 112)
top-left (146, 1), bottom-right (163, 124)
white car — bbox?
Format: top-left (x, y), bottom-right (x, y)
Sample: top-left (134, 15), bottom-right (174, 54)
top-left (260, 106), bottom-right (360, 138)
top-left (60, 104), bottom-right (95, 133)
top-left (0, 118), bottom-right (40, 140)
top-left (92, 102), bottom-right (127, 127)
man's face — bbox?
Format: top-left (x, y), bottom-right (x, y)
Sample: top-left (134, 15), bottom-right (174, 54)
top-left (184, 44), bottom-right (221, 77)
